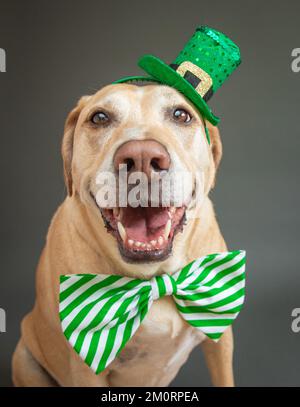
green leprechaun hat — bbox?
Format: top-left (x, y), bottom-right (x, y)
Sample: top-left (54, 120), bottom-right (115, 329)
top-left (114, 26), bottom-right (241, 125)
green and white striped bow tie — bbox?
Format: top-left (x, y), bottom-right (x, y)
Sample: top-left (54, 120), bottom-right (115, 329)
top-left (59, 250), bottom-right (246, 374)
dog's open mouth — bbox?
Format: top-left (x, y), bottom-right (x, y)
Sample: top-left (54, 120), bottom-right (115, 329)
top-left (98, 204), bottom-right (186, 262)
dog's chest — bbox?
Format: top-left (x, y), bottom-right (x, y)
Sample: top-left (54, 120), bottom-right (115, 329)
top-left (108, 296), bottom-right (204, 386)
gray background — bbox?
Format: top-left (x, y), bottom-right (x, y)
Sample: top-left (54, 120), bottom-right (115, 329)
top-left (0, 0), bottom-right (299, 387)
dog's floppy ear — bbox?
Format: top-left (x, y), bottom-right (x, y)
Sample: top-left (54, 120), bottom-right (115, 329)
top-left (205, 121), bottom-right (223, 187)
top-left (61, 96), bottom-right (90, 196)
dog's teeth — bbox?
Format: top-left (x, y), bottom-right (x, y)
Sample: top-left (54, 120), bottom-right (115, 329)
top-left (141, 243), bottom-right (146, 248)
top-left (150, 240), bottom-right (157, 246)
top-left (113, 208), bottom-right (120, 218)
top-left (135, 241), bottom-right (142, 247)
top-left (164, 219), bottom-right (172, 239)
top-left (117, 222), bottom-right (126, 242)
top-left (128, 239), bottom-right (134, 246)
top-left (146, 244), bottom-right (152, 250)
top-left (168, 207), bottom-right (176, 218)
top-left (158, 236), bottom-right (164, 246)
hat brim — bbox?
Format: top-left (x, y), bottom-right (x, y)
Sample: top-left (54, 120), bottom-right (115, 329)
top-left (113, 75), bottom-right (161, 84)
top-left (137, 55), bottom-right (219, 125)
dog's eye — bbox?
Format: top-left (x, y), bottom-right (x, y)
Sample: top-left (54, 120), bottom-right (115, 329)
top-left (90, 111), bottom-right (110, 125)
top-left (173, 108), bottom-right (192, 123)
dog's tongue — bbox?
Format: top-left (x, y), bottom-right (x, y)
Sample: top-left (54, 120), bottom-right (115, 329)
top-left (120, 207), bottom-right (169, 241)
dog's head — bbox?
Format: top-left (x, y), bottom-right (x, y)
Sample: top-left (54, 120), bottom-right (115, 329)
top-left (62, 83), bottom-right (222, 265)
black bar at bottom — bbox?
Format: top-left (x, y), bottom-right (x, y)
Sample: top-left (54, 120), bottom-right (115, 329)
top-left (0, 387), bottom-right (299, 405)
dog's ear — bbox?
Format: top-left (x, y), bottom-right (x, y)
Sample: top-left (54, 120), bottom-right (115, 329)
top-left (61, 96), bottom-right (90, 196)
top-left (206, 121), bottom-right (223, 187)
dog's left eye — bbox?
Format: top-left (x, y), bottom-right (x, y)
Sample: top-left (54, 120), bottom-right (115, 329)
top-left (90, 111), bottom-right (110, 125)
top-left (173, 108), bottom-right (192, 123)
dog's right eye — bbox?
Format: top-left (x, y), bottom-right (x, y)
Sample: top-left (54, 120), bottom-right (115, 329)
top-left (90, 111), bottom-right (110, 125)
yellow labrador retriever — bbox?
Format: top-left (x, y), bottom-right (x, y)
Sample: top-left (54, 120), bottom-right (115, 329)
top-left (12, 83), bottom-right (234, 387)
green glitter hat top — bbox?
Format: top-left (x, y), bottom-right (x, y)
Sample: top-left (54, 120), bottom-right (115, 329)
top-left (114, 26), bottom-right (241, 125)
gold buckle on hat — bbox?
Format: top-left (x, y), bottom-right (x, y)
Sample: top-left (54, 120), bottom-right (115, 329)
top-left (176, 61), bottom-right (213, 98)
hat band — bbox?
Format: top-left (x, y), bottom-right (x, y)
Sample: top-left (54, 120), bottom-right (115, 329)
top-left (170, 61), bottom-right (214, 102)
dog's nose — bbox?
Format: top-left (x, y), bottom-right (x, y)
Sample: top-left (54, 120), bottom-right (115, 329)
top-left (114, 140), bottom-right (170, 178)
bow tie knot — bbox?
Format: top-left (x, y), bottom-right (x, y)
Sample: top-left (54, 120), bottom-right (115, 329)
top-left (150, 274), bottom-right (177, 300)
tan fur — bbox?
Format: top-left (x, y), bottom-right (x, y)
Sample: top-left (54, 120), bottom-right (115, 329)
top-left (12, 84), bottom-right (234, 387)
